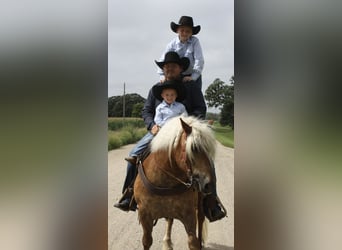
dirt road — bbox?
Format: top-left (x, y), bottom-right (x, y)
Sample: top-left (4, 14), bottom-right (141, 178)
top-left (108, 142), bottom-right (234, 250)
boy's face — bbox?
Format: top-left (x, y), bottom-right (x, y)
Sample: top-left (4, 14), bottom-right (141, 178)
top-left (177, 26), bottom-right (193, 42)
top-left (161, 88), bottom-right (178, 105)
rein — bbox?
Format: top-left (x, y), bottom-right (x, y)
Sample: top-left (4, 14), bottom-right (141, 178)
top-left (138, 130), bottom-right (197, 196)
top-left (137, 161), bottom-right (193, 196)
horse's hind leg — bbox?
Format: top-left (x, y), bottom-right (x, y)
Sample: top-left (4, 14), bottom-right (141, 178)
top-left (163, 218), bottom-right (173, 250)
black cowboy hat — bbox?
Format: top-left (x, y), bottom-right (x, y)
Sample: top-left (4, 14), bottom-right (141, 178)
top-left (152, 79), bottom-right (186, 102)
top-left (170, 16), bottom-right (201, 35)
top-left (155, 51), bottom-right (190, 72)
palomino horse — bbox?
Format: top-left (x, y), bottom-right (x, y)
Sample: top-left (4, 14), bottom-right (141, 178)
top-left (134, 116), bottom-right (217, 250)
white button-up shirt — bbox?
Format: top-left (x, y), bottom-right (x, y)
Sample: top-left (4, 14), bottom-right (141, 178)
top-left (158, 36), bottom-right (204, 81)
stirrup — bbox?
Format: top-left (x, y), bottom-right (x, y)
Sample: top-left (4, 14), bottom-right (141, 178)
top-left (119, 187), bottom-right (133, 203)
top-left (118, 188), bottom-right (137, 211)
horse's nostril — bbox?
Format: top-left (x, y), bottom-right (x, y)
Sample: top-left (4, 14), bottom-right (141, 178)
top-left (203, 183), bottom-right (211, 194)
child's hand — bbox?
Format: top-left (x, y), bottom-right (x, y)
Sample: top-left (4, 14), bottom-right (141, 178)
top-left (151, 125), bottom-right (160, 135)
top-left (182, 76), bottom-right (192, 82)
top-left (160, 77), bottom-right (166, 83)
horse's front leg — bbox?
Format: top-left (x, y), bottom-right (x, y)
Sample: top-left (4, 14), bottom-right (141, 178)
top-left (163, 218), bottom-right (174, 250)
top-left (182, 214), bottom-right (201, 250)
top-left (139, 212), bottom-right (153, 250)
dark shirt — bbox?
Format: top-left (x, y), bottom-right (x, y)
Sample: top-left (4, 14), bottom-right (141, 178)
top-left (142, 81), bottom-right (207, 130)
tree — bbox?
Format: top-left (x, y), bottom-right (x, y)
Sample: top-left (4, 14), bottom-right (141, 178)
top-left (108, 93), bottom-right (146, 117)
top-left (205, 76), bottom-right (234, 128)
top-left (204, 78), bottom-right (229, 108)
top-left (131, 103), bottom-right (144, 117)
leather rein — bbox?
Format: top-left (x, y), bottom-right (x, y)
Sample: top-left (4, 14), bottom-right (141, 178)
top-left (137, 132), bottom-right (195, 196)
top-left (137, 161), bottom-right (193, 196)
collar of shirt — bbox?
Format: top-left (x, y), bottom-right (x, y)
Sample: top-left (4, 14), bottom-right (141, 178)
top-left (176, 36), bottom-right (193, 45)
top-left (161, 100), bottom-right (176, 107)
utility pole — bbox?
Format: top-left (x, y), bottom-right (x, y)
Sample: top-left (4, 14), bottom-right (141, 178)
top-left (123, 82), bottom-right (126, 119)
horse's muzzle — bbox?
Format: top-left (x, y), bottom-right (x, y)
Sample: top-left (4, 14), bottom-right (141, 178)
top-left (192, 175), bottom-right (213, 195)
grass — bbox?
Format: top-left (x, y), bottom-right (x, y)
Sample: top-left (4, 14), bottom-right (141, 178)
top-left (108, 117), bottom-right (146, 150)
top-left (211, 122), bottom-right (234, 148)
top-left (108, 117), bottom-right (234, 150)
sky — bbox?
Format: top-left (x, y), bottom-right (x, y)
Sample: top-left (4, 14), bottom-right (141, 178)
top-left (108, 0), bottom-right (234, 104)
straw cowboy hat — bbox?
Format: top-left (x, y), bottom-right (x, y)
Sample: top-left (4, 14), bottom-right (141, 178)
top-left (152, 79), bottom-right (186, 102)
top-left (155, 51), bottom-right (190, 72)
top-left (170, 16), bottom-right (201, 35)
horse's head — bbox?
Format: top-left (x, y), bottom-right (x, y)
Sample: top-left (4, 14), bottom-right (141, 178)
top-left (151, 116), bottom-right (217, 195)
top-left (179, 118), bottom-right (216, 195)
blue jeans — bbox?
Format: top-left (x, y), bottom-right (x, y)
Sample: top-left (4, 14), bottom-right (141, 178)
top-left (122, 132), bottom-right (154, 193)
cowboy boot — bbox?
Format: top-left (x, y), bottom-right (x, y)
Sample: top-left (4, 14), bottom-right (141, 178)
top-left (114, 187), bottom-right (137, 212)
top-left (114, 187), bottom-right (133, 212)
top-left (125, 156), bottom-right (137, 165)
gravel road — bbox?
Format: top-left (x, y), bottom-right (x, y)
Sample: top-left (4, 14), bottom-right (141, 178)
top-left (108, 142), bottom-right (234, 250)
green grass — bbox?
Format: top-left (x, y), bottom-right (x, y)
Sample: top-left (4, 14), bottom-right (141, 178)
top-left (108, 117), bottom-right (234, 150)
top-left (211, 122), bottom-right (234, 148)
top-left (108, 118), bottom-right (146, 150)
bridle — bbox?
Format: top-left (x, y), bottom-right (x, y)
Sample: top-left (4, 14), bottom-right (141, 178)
top-left (137, 131), bottom-right (196, 196)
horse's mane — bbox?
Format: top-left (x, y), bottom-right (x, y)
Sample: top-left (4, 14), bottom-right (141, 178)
top-left (151, 116), bottom-right (216, 165)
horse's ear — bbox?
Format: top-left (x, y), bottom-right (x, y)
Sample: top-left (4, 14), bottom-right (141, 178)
top-left (180, 118), bottom-right (192, 135)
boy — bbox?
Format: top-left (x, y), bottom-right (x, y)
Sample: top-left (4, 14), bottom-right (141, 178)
top-left (124, 79), bottom-right (188, 165)
top-left (158, 16), bottom-right (204, 89)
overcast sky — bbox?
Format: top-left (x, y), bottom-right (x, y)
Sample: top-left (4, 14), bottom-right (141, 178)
top-left (108, 0), bottom-right (234, 101)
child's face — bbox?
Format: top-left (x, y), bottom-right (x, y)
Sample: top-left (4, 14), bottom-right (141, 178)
top-left (161, 88), bottom-right (178, 105)
top-left (177, 26), bottom-right (193, 43)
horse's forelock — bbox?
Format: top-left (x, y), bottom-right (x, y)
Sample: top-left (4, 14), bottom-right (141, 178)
top-left (185, 120), bottom-right (216, 164)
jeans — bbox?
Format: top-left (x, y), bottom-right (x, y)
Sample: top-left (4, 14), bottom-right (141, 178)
top-left (195, 75), bottom-right (202, 90)
top-left (122, 132), bottom-right (154, 193)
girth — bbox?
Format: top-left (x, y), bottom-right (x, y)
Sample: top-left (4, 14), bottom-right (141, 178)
top-left (137, 161), bottom-right (193, 196)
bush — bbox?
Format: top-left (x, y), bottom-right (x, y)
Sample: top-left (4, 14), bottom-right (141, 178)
top-left (108, 118), bottom-right (145, 131)
top-left (108, 133), bottom-right (122, 150)
top-left (107, 119), bottom-right (147, 150)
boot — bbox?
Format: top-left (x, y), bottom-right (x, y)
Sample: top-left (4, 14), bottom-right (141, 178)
top-left (114, 187), bottom-right (137, 212)
top-left (125, 156), bottom-right (137, 165)
top-left (203, 194), bottom-right (227, 222)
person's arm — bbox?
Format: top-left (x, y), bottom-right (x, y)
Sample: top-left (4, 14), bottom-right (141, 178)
top-left (181, 104), bottom-right (188, 117)
top-left (191, 37), bottom-right (204, 81)
top-left (142, 88), bottom-right (156, 130)
top-left (154, 105), bottom-right (163, 128)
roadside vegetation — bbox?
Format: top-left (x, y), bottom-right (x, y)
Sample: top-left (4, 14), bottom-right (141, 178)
top-left (108, 118), bottom-right (146, 150)
top-left (211, 121), bottom-right (234, 148)
top-left (108, 117), bottom-right (234, 150)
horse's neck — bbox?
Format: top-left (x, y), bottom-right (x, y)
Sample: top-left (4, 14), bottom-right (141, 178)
top-left (144, 150), bottom-right (188, 186)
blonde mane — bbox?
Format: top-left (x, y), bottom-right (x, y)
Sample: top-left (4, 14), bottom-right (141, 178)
top-left (151, 116), bottom-right (216, 164)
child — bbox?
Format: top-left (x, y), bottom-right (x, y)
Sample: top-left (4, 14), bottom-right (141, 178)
top-left (158, 16), bottom-right (204, 89)
top-left (153, 80), bottom-right (188, 128)
top-left (123, 80), bottom-right (187, 164)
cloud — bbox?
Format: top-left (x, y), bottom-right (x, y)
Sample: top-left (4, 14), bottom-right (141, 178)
top-left (108, 0), bottom-right (234, 98)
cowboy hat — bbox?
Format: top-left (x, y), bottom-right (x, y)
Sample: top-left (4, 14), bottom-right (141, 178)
top-left (170, 16), bottom-right (201, 35)
top-left (155, 51), bottom-right (190, 72)
top-left (152, 79), bottom-right (186, 102)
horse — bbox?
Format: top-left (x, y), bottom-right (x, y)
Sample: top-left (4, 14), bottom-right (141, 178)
top-left (134, 116), bottom-right (217, 250)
